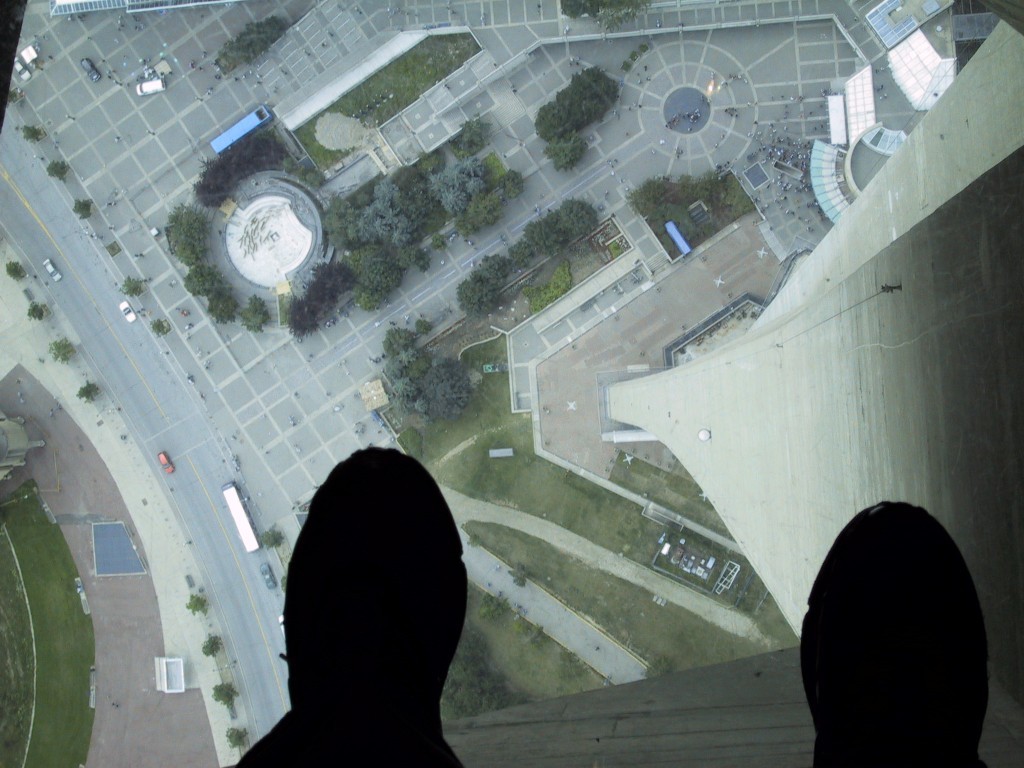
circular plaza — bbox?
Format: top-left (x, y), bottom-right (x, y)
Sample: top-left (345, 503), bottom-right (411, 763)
top-left (223, 175), bottom-right (323, 289)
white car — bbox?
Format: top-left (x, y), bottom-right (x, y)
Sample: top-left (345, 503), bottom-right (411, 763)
top-left (43, 259), bottom-right (62, 282)
top-left (119, 300), bottom-right (137, 323)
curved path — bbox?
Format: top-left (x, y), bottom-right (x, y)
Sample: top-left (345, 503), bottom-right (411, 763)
top-left (441, 486), bottom-right (771, 646)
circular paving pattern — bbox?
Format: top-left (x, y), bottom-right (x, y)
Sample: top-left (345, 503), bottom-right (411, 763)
top-left (225, 194), bottom-right (314, 289)
top-left (663, 86), bottom-right (712, 134)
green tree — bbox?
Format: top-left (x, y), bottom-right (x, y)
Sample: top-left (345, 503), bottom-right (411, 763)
top-left (77, 381), bottom-right (100, 402)
top-left (455, 191), bottom-right (503, 235)
top-left (555, 198), bottom-right (599, 239)
top-left (261, 528), bottom-right (284, 548)
top-left (456, 254), bottom-right (511, 316)
top-left (347, 245), bottom-right (404, 311)
top-left (543, 133), bottom-right (587, 171)
top-left (414, 317), bottom-right (433, 335)
top-left (202, 634), bottom-right (223, 657)
top-left (440, 624), bottom-right (521, 720)
top-left (121, 276), bottom-right (146, 297)
top-left (418, 358), bottom-right (472, 421)
top-left (627, 176), bottom-right (672, 219)
top-left (478, 593), bottom-right (509, 621)
top-left (226, 727), bottom-right (248, 750)
top-left (21, 125), bottom-right (45, 142)
top-left (186, 593), bottom-right (209, 615)
top-left (240, 295), bottom-right (271, 333)
top-left (46, 160), bottom-right (70, 180)
top-left (184, 263), bottom-right (224, 297)
top-left (167, 204), bottom-right (210, 268)
top-left (430, 157), bottom-right (486, 215)
top-left (535, 67), bottom-right (618, 142)
top-left (212, 682), bottom-right (238, 708)
top-left (207, 289), bottom-right (239, 324)
top-left (322, 196), bottom-right (365, 250)
top-left (431, 232), bottom-right (446, 251)
top-left (397, 246), bottom-right (431, 272)
top-left (49, 337), bottom-right (75, 364)
top-left (451, 116), bottom-right (490, 158)
top-left (27, 302), bottom-right (47, 320)
top-left (498, 169), bottom-right (524, 201)
top-left (217, 16), bottom-right (289, 71)
top-left (6, 261), bottom-right (27, 280)
top-left (597, 0), bottom-right (649, 30)
top-left (150, 318), bottom-right (171, 336)
top-left (508, 239), bottom-right (535, 269)
top-left (357, 179), bottom-right (414, 246)
top-left (73, 199), bottom-right (93, 219)
top-left (511, 562), bottom-right (528, 587)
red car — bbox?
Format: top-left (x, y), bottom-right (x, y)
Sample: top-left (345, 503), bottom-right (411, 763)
top-left (158, 452), bottom-right (175, 474)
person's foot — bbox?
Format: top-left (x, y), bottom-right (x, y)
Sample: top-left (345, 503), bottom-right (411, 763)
top-left (801, 502), bottom-right (988, 767)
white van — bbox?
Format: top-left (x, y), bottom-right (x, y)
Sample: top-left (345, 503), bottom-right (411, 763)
top-left (136, 77), bottom-right (166, 96)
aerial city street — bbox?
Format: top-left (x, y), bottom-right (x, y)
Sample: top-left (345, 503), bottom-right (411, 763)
top-left (0, 0), bottom-right (975, 763)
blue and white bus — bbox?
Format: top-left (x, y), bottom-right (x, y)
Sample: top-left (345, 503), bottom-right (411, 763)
top-left (210, 105), bottom-right (272, 155)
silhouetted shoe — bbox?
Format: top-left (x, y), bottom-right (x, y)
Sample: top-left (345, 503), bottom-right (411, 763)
top-left (801, 502), bottom-right (988, 767)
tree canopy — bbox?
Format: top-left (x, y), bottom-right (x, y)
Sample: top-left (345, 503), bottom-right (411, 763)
top-left (544, 133), bottom-right (588, 171)
top-left (451, 117), bottom-right (491, 158)
top-left (418, 358), bottom-right (472, 421)
top-left (194, 135), bottom-right (286, 207)
top-left (347, 245), bottom-right (404, 311)
top-left (534, 67), bottom-right (619, 142)
top-left (430, 157), bottom-right (486, 216)
top-left (240, 295), bottom-right (271, 333)
top-left (217, 16), bottom-right (289, 71)
top-left (167, 204), bottom-right (210, 268)
top-left (456, 254), bottom-right (512, 316)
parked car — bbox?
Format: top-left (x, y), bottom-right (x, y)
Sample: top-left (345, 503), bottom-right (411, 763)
top-left (42, 258), bottom-right (62, 282)
top-left (118, 300), bottom-right (137, 323)
top-left (157, 451), bottom-right (175, 474)
top-left (13, 60), bottom-right (31, 81)
top-left (260, 563), bottom-right (277, 589)
top-left (80, 58), bottom-right (101, 82)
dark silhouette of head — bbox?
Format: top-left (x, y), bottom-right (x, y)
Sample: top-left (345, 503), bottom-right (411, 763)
top-left (240, 448), bottom-right (467, 766)
top-left (801, 502), bottom-right (988, 767)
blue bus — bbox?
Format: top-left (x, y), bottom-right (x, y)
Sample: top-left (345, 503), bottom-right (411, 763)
top-left (210, 105), bottom-right (273, 155)
top-left (665, 221), bottom-right (692, 257)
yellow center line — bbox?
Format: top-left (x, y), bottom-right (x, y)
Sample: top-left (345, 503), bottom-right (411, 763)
top-left (0, 163), bottom-right (167, 420)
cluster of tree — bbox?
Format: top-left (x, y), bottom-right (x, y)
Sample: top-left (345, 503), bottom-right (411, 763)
top-left (523, 261), bottom-right (573, 313)
top-left (383, 327), bottom-right (472, 421)
top-left (151, 318), bottom-right (172, 336)
top-left (521, 199), bottom-right (598, 258)
top-left (6, 261), bottom-right (26, 280)
top-left (535, 68), bottom-right (618, 170)
top-left (628, 171), bottom-right (753, 243)
top-left (562, 0), bottom-right (649, 29)
top-left (440, 623), bottom-right (523, 720)
top-left (27, 302), bottom-right (48, 321)
top-left (167, 203), bottom-right (244, 325)
top-left (217, 16), bottom-right (289, 72)
top-left (451, 117), bottom-right (490, 158)
top-left (287, 261), bottom-right (355, 338)
top-left (456, 254), bottom-right (513, 316)
top-left (456, 199), bottom-right (597, 316)
top-left (194, 134), bottom-right (286, 207)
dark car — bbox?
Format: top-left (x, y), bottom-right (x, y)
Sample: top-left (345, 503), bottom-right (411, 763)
top-left (260, 563), bottom-right (277, 589)
top-left (80, 58), bottom-right (101, 82)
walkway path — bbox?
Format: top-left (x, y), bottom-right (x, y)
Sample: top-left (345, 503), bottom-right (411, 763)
top-left (441, 486), bottom-right (771, 645)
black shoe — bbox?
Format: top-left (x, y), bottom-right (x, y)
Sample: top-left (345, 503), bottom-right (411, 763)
top-left (801, 502), bottom-right (988, 767)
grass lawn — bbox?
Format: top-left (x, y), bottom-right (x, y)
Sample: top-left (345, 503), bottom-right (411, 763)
top-left (464, 585), bottom-right (603, 702)
top-left (406, 338), bottom-right (666, 563)
top-left (0, 527), bottom-right (33, 767)
top-left (295, 34), bottom-right (479, 167)
top-left (608, 451), bottom-right (732, 538)
top-left (1, 482), bottom-right (95, 768)
top-left (467, 521), bottom-right (794, 674)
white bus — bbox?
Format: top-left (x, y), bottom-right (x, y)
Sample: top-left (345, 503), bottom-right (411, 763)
top-left (221, 482), bottom-right (260, 553)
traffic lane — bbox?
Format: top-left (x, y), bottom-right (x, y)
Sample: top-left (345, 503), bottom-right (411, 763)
top-left (0, 139), bottom-right (290, 731)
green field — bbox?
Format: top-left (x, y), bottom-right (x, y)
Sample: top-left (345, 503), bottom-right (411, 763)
top-left (0, 527), bottom-right (33, 766)
top-left (0, 482), bottom-right (95, 768)
top-left (467, 521), bottom-right (794, 673)
top-left (608, 450), bottom-right (732, 538)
